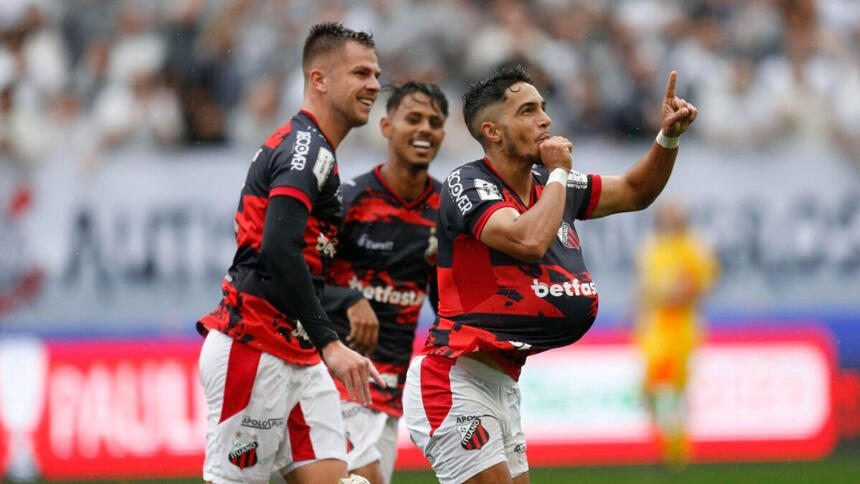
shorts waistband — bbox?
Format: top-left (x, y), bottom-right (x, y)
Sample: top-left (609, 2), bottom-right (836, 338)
top-left (454, 355), bottom-right (516, 387)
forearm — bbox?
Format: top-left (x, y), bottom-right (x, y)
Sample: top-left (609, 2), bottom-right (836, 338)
top-left (481, 182), bottom-right (566, 262)
top-left (625, 142), bottom-right (677, 209)
top-left (260, 196), bottom-right (339, 349)
top-left (321, 285), bottom-right (365, 315)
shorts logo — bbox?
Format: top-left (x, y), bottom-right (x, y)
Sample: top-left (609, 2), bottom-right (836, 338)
top-left (228, 439), bottom-right (258, 469)
top-left (514, 443), bottom-right (526, 454)
top-left (456, 416), bottom-right (490, 451)
top-left (474, 178), bottom-right (501, 201)
top-left (241, 416), bottom-right (284, 430)
top-left (557, 221), bottom-right (580, 249)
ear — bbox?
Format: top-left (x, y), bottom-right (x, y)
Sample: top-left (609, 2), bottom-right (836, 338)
top-left (308, 68), bottom-right (327, 93)
top-left (380, 116), bottom-right (392, 139)
top-left (481, 121), bottom-right (501, 144)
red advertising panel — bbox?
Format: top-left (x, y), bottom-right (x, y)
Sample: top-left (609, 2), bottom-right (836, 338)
top-left (0, 327), bottom-right (840, 479)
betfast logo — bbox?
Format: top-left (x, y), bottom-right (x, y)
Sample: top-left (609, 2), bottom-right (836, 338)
top-left (291, 130), bottom-right (312, 170)
top-left (531, 278), bottom-right (597, 297)
top-left (348, 275), bottom-right (425, 307)
top-left (447, 169), bottom-right (473, 214)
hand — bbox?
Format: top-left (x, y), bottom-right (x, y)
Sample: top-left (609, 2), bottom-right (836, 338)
top-left (321, 340), bottom-right (386, 406)
top-left (538, 136), bottom-right (573, 172)
top-left (345, 298), bottom-right (379, 356)
top-left (661, 71), bottom-right (698, 137)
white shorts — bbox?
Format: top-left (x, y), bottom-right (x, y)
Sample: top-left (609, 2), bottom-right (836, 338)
top-left (341, 402), bottom-right (399, 484)
top-left (403, 355), bottom-right (528, 484)
top-left (199, 330), bottom-right (346, 484)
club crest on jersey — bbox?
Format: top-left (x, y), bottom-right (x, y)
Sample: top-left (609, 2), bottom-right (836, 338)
top-left (313, 147), bottom-right (335, 190)
top-left (557, 221), bottom-right (581, 249)
top-left (566, 170), bottom-right (588, 189)
top-left (425, 227), bottom-right (438, 265)
top-left (456, 416), bottom-right (490, 451)
top-left (228, 438), bottom-right (258, 469)
top-left (474, 178), bottom-right (501, 201)
top-left (316, 232), bottom-right (336, 258)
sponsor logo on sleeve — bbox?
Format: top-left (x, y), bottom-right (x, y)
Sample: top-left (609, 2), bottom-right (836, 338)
top-left (446, 169), bottom-right (473, 214)
top-left (566, 170), bottom-right (588, 189)
top-left (291, 131), bottom-right (312, 170)
top-left (474, 178), bottom-right (501, 201)
top-left (313, 147), bottom-right (335, 190)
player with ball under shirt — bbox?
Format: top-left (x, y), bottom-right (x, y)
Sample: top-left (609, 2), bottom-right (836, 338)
top-left (402, 65), bottom-right (697, 484)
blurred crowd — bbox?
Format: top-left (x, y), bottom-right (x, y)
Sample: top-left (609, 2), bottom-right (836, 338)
top-left (1, 0), bottom-right (859, 170)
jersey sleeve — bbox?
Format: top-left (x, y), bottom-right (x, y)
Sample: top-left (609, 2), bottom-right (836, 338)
top-left (565, 170), bottom-right (602, 220)
top-left (268, 130), bottom-right (336, 211)
top-left (441, 166), bottom-right (517, 240)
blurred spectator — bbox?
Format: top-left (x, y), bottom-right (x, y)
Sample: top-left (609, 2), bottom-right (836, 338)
top-left (0, 0), bottom-right (853, 157)
top-left (697, 56), bottom-right (780, 150)
top-left (229, 76), bottom-right (283, 147)
top-left (634, 202), bottom-right (720, 471)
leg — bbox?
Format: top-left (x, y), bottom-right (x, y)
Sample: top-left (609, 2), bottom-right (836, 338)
top-left (341, 401), bottom-right (390, 484)
top-left (374, 416), bottom-right (399, 484)
top-left (403, 355), bottom-right (520, 484)
top-left (349, 461), bottom-right (385, 484)
top-left (198, 331), bottom-right (288, 484)
top-left (284, 458), bottom-right (347, 484)
top-left (462, 462), bottom-right (514, 484)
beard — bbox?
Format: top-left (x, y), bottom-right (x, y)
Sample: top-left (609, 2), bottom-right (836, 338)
top-left (502, 128), bottom-right (542, 165)
top-left (334, 98), bottom-right (370, 129)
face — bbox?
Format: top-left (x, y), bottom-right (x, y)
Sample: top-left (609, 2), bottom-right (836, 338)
top-left (493, 82), bottom-right (551, 164)
top-left (381, 92), bottom-right (446, 168)
top-left (326, 41), bottom-right (382, 128)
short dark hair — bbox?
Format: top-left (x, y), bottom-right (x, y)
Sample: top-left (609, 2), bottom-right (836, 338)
top-left (462, 65), bottom-right (532, 143)
top-left (302, 22), bottom-right (375, 73)
top-left (386, 81), bottom-right (449, 117)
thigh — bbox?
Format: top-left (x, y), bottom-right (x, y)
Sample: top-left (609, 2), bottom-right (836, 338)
top-left (199, 331), bottom-right (290, 483)
top-left (278, 362), bottom-right (348, 475)
top-left (375, 416), bottom-right (399, 484)
top-left (284, 458), bottom-right (346, 484)
top-left (501, 385), bottom-right (528, 479)
top-left (341, 401), bottom-right (388, 472)
top-left (403, 356), bottom-right (508, 484)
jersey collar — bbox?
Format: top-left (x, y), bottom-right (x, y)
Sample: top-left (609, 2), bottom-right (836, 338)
top-left (480, 157), bottom-right (538, 208)
top-left (373, 164), bottom-right (435, 209)
top-left (298, 109), bottom-right (335, 148)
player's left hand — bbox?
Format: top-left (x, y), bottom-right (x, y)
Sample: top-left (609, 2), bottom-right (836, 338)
top-left (661, 71), bottom-right (697, 137)
top-left (346, 298), bottom-right (379, 356)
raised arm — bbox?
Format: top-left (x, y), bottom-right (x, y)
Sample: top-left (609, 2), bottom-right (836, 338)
top-left (480, 136), bottom-right (572, 262)
top-left (589, 71), bottom-right (698, 219)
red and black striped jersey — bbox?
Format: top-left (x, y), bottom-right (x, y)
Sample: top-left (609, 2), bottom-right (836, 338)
top-left (198, 110), bottom-right (341, 365)
top-left (326, 165), bottom-right (440, 417)
top-left (421, 158), bottom-right (603, 380)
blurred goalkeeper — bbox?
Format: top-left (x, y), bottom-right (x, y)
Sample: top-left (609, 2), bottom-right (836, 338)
top-left (635, 202), bottom-right (719, 470)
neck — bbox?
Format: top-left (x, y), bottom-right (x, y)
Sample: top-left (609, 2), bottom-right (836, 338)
top-left (300, 98), bottom-right (349, 148)
top-left (379, 158), bottom-right (429, 201)
top-left (485, 149), bottom-right (533, 203)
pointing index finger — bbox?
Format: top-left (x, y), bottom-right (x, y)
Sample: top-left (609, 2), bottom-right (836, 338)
top-left (665, 71), bottom-right (677, 100)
